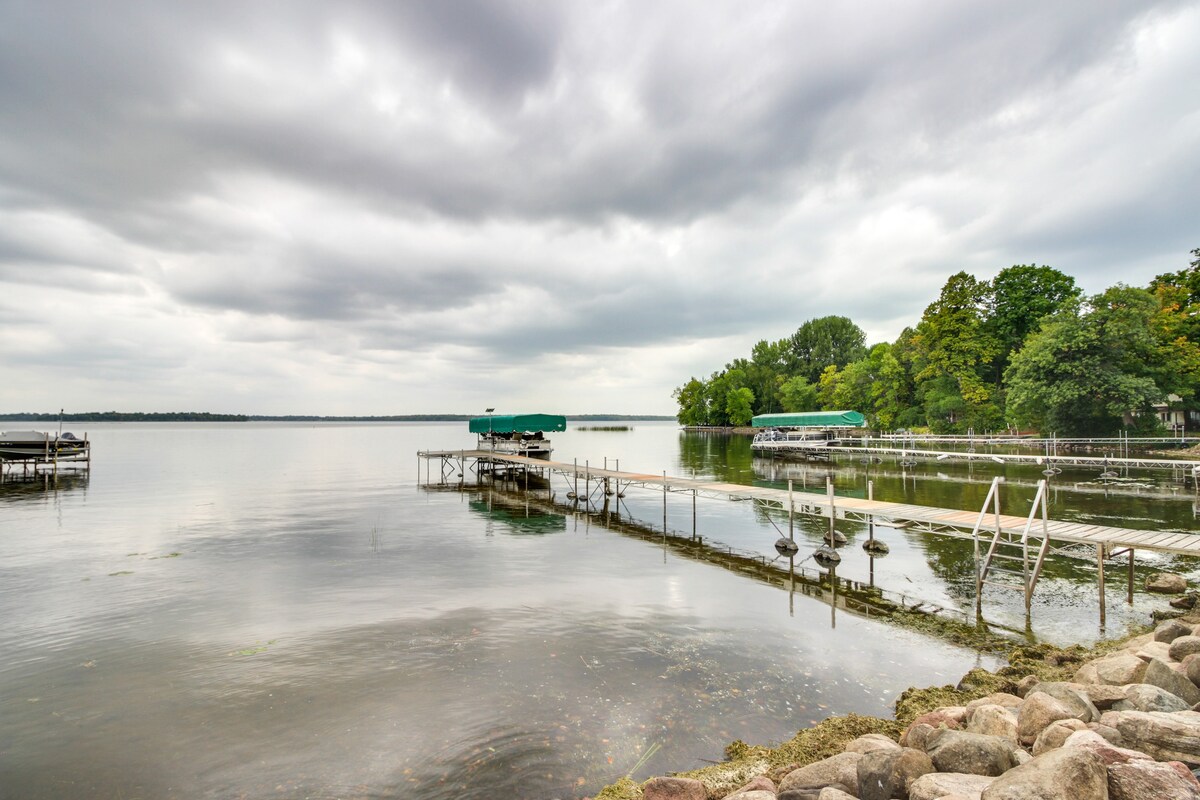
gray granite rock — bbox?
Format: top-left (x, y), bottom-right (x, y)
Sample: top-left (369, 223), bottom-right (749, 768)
top-left (1017, 691), bottom-right (1078, 745)
top-left (1147, 572), bottom-right (1189, 593)
top-left (1145, 657), bottom-right (1200, 705)
top-left (1034, 681), bottom-right (1100, 723)
top-left (778, 752), bottom-right (861, 797)
top-left (1170, 635), bottom-right (1200, 662)
top-left (980, 747), bottom-right (1107, 800)
top-left (1063, 729), bottom-right (1200, 799)
top-left (1099, 709), bottom-right (1200, 765)
top-left (843, 733), bottom-right (901, 755)
top-left (1154, 618), bottom-right (1194, 643)
top-left (1074, 653), bottom-right (1147, 686)
top-left (965, 704), bottom-right (1018, 741)
top-left (1030, 718), bottom-right (1088, 755)
top-left (925, 729), bottom-right (1023, 777)
top-left (1113, 682), bottom-right (1193, 713)
top-left (908, 772), bottom-right (994, 800)
top-left (857, 747), bottom-right (934, 800)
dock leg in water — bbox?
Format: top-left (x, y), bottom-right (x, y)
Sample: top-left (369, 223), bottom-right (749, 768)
top-left (1098, 543), bottom-right (1107, 630)
top-left (1127, 548), bottom-right (1134, 605)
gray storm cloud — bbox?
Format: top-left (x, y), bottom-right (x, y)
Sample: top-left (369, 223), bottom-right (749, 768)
top-left (0, 0), bottom-right (1197, 413)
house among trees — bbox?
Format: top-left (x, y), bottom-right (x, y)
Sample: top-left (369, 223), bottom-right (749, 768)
top-left (1145, 394), bottom-right (1200, 433)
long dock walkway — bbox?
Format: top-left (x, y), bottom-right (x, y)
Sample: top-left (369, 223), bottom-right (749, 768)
top-left (418, 449), bottom-right (1200, 557)
top-left (752, 441), bottom-right (1200, 474)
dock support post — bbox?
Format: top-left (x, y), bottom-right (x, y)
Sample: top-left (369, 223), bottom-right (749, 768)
top-left (867, 480), bottom-right (874, 545)
top-left (1127, 548), bottom-right (1135, 605)
top-left (662, 471), bottom-right (667, 533)
top-left (788, 479), bottom-right (794, 542)
top-left (826, 476), bottom-right (836, 543)
top-left (585, 461), bottom-right (590, 511)
top-left (1098, 543), bottom-right (1107, 629)
top-left (574, 459), bottom-right (578, 502)
top-left (692, 489), bottom-right (697, 540)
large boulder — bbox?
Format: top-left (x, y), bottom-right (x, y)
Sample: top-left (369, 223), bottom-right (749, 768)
top-left (1100, 709), bottom-right (1200, 765)
top-left (643, 776), bottom-right (706, 800)
top-left (1031, 718), bottom-right (1088, 755)
top-left (1188, 655), bottom-right (1200, 688)
top-left (1147, 572), bottom-right (1189, 593)
top-left (1170, 635), bottom-right (1200, 662)
top-left (778, 752), bottom-right (861, 797)
top-left (843, 733), bottom-right (901, 755)
top-left (1080, 686), bottom-right (1132, 710)
top-left (857, 747), bottom-right (935, 800)
top-left (980, 746), bottom-right (1107, 800)
top-left (1034, 682), bottom-right (1101, 723)
top-left (1134, 641), bottom-right (1172, 662)
top-left (966, 704), bottom-right (1018, 741)
top-left (1074, 653), bottom-right (1147, 686)
top-left (1017, 691), bottom-right (1078, 745)
top-left (1145, 657), bottom-right (1200, 706)
top-left (1112, 682), bottom-right (1193, 713)
top-left (1108, 760), bottom-right (1200, 800)
top-left (726, 792), bottom-right (774, 800)
top-left (925, 729), bottom-right (1024, 777)
top-left (1063, 729), bottom-right (1200, 799)
top-left (908, 772), bottom-right (994, 800)
top-left (900, 722), bottom-right (936, 752)
top-left (1086, 722), bottom-right (1125, 746)
top-left (966, 693), bottom-right (1023, 714)
top-left (1154, 618), bottom-right (1194, 643)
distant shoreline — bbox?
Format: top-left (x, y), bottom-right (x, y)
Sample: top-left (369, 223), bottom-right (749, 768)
top-left (0, 412), bottom-right (677, 423)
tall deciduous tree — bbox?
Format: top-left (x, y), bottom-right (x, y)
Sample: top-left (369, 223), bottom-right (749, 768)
top-left (787, 316), bottom-right (867, 383)
top-left (988, 264), bottom-right (1080, 382)
top-left (912, 272), bottom-right (1000, 431)
top-left (779, 375), bottom-right (819, 412)
top-left (1005, 286), bottom-right (1165, 436)
top-left (725, 386), bottom-right (756, 426)
top-left (673, 378), bottom-right (709, 426)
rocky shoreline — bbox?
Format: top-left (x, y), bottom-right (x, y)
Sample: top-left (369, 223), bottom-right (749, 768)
top-left (594, 600), bottom-right (1200, 800)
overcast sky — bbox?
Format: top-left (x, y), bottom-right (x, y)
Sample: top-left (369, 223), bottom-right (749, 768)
top-left (2, 1), bottom-right (1198, 416)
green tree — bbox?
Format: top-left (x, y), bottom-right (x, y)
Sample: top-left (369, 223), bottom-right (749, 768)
top-left (1005, 286), bottom-right (1165, 436)
top-left (817, 364), bottom-right (841, 409)
top-left (779, 375), bottom-right (820, 412)
top-left (987, 264), bottom-right (1080, 382)
top-left (1149, 248), bottom-right (1200, 400)
top-left (786, 316), bottom-right (867, 382)
top-left (912, 272), bottom-right (1000, 432)
top-left (672, 378), bottom-right (709, 426)
top-left (725, 386), bottom-right (756, 426)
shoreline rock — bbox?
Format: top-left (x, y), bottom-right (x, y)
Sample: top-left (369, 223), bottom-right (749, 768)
top-left (596, 612), bottom-right (1200, 800)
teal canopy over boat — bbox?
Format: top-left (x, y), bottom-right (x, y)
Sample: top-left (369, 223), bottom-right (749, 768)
top-left (751, 411), bottom-right (866, 428)
top-left (468, 413), bottom-right (567, 434)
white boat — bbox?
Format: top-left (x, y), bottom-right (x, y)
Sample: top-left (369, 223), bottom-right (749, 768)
top-left (0, 430), bottom-right (89, 461)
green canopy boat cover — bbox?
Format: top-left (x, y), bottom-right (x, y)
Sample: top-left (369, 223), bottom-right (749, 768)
top-left (469, 413), bottom-right (567, 434)
top-left (751, 411), bottom-right (866, 428)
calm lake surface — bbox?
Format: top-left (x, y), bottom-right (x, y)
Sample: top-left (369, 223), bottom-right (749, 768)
top-left (2, 422), bottom-right (1196, 799)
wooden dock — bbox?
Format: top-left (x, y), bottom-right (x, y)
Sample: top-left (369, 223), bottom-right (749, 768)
top-left (418, 448), bottom-right (1200, 625)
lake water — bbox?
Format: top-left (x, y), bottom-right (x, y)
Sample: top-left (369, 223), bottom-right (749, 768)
top-left (1, 422), bottom-right (1196, 799)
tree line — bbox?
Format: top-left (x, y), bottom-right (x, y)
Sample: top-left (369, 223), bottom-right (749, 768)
top-left (673, 250), bottom-right (1200, 437)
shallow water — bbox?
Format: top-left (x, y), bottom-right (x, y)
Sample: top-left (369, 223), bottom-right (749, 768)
top-left (0, 422), bottom-right (1193, 799)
